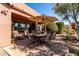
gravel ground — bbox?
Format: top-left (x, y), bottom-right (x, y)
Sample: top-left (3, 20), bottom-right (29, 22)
top-left (16, 38), bottom-right (69, 56)
top-left (5, 33), bottom-right (78, 56)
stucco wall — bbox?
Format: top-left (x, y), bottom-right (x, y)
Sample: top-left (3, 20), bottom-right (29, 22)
top-left (0, 4), bottom-right (11, 47)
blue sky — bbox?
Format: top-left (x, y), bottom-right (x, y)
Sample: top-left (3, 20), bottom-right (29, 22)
top-left (26, 3), bottom-right (55, 16)
top-left (26, 3), bottom-right (69, 24)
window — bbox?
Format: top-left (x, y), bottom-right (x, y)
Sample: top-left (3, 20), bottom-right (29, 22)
top-left (13, 21), bottom-right (25, 32)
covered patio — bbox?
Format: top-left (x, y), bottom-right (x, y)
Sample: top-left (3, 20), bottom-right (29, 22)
top-left (0, 3), bottom-right (41, 48)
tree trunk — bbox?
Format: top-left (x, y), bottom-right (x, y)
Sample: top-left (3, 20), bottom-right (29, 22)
top-left (74, 18), bottom-right (79, 40)
top-left (72, 9), bottom-right (79, 40)
top-left (76, 27), bottom-right (79, 40)
top-left (45, 31), bottom-right (57, 43)
top-left (51, 32), bottom-right (56, 40)
top-left (45, 31), bottom-right (52, 42)
top-left (67, 18), bottom-right (71, 24)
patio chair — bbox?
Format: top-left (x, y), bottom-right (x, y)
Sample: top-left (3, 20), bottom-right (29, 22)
top-left (13, 30), bottom-right (25, 40)
top-left (23, 27), bottom-right (32, 40)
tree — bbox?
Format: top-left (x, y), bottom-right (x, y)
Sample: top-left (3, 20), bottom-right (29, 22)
top-left (53, 3), bottom-right (79, 39)
top-left (56, 22), bottom-right (64, 34)
top-left (47, 22), bottom-right (58, 41)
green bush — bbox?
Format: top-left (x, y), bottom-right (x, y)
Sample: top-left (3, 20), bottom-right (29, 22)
top-left (47, 22), bottom-right (58, 32)
top-left (56, 22), bottom-right (64, 34)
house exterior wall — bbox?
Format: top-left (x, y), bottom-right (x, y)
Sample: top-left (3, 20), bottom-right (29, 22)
top-left (0, 4), bottom-right (11, 47)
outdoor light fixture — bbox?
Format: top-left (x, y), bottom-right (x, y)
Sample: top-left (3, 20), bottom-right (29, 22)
top-left (0, 10), bottom-right (8, 15)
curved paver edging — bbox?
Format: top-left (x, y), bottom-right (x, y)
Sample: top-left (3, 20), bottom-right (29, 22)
top-left (0, 48), bottom-right (9, 56)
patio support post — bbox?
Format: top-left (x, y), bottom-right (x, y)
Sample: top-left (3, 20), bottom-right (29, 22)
top-left (36, 22), bottom-right (38, 33)
top-left (25, 23), bottom-right (31, 40)
top-left (24, 23), bottom-right (27, 35)
top-left (45, 23), bottom-right (47, 33)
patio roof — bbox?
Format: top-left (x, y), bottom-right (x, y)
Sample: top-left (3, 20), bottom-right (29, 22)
top-left (9, 3), bottom-right (42, 23)
top-left (29, 15), bottom-right (58, 23)
top-left (2, 3), bottom-right (57, 23)
top-left (10, 3), bottom-right (41, 17)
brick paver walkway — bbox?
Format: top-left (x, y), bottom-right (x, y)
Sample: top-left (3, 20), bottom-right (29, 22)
top-left (0, 48), bottom-right (9, 56)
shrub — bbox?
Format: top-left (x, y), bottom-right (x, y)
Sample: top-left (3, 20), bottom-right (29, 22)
top-left (63, 26), bottom-right (75, 35)
top-left (56, 22), bottom-right (64, 34)
top-left (47, 22), bottom-right (58, 32)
